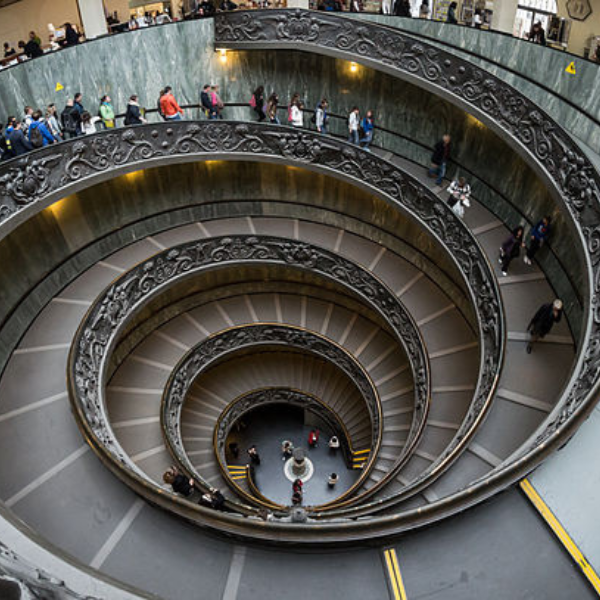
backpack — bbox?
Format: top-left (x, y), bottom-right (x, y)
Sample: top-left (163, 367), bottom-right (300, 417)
top-left (61, 108), bottom-right (77, 134)
top-left (249, 95), bottom-right (257, 109)
top-left (29, 124), bottom-right (44, 148)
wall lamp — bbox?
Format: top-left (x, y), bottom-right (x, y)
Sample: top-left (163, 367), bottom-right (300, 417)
top-left (219, 48), bottom-right (227, 64)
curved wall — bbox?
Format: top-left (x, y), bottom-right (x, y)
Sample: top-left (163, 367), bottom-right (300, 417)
top-left (0, 160), bottom-right (474, 373)
top-left (0, 18), bottom-right (583, 331)
top-left (353, 15), bottom-right (600, 152)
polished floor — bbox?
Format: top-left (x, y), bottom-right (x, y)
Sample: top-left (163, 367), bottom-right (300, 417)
top-left (228, 405), bottom-right (359, 506)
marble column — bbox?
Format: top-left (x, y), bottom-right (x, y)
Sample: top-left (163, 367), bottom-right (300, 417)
top-left (491, 0), bottom-right (519, 34)
top-left (77, 0), bottom-right (109, 39)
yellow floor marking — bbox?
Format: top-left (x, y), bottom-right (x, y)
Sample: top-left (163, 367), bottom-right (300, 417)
top-left (389, 548), bottom-right (408, 600)
top-left (384, 550), bottom-right (401, 600)
top-left (230, 475), bottom-right (247, 480)
top-left (520, 478), bottom-right (600, 594)
top-left (354, 448), bottom-right (371, 455)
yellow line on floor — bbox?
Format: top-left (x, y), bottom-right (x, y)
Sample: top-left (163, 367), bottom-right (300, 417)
top-left (383, 548), bottom-right (407, 600)
top-left (228, 466), bottom-right (247, 471)
top-left (520, 478), bottom-right (600, 595)
top-left (354, 449), bottom-right (371, 455)
top-left (230, 475), bottom-right (247, 480)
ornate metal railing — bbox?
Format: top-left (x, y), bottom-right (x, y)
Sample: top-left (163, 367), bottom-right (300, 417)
top-left (161, 325), bottom-right (382, 504)
top-left (23, 120), bottom-right (503, 539)
top-left (212, 387), bottom-right (357, 501)
top-left (69, 232), bottom-right (428, 503)
top-left (215, 10), bottom-right (600, 502)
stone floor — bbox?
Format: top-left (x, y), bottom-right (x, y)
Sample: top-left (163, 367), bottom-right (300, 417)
top-left (227, 405), bottom-right (359, 506)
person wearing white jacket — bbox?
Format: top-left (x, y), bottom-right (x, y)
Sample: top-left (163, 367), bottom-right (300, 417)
top-left (291, 102), bottom-right (304, 127)
top-left (348, 107), bottom-right (360, 145)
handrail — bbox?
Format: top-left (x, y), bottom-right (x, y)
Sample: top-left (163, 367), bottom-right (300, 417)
top-left (215, 11), bottom-right (596, 464)
top-left (161, 323), bottom-right (386, 507)
top-left (53, 121), bottom-right (503, 539)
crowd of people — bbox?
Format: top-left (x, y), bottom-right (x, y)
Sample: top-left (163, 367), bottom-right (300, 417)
top-left (0, 82), bottom-right (562, 353)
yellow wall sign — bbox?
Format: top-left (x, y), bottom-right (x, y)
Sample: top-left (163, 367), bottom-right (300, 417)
top-left (565, 62), bottom-right (577, 75)
top-left (55, 82), bottom-right (64, 91)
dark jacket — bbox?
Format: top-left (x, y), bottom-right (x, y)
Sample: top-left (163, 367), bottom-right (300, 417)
top-left (65, 25), bottom-right (81, 46)
top-left (8, 129), bottom-right (33, 156)
top-left (431, 140), bottom-right (450, 165)
top-left (501, 228), bottom-right (523, 258)
top-left (201, 90), bottom-right (212, 111)
top-left (124, 102), bottom-right (143, 125)
top-left (61, 106), bottom-right (79, 135)
top-left (529, 303), bottom-right (562, 337)
top-left (171, 474), bottom-right (193, 497)
top-left (24, 40), bottom-right (44, 58)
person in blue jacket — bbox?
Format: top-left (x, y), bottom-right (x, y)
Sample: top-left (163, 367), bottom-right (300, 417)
top-left (28, 110), bottom-right (56, 147)
top-left (524, 216), bottom-right (551, 265)
top-left (360, 110), bottom-right (375, 150)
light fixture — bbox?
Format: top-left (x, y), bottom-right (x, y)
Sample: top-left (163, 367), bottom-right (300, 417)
top-left (219, 48), bottom-right (227, 64)
top-left (350, 62), bottom-right (358, 73)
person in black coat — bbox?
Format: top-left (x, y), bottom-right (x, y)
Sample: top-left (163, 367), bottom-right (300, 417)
top-left (252, 85), bottom-right (266, 122)
top-left (529, 22), bottom-right (546, 46)
top-left (428, 134), bottom-right (451, 185)
top-left (499, 226), bottom-right (524, 276)
top-left (163, 466), bottom-right (195, 497)
top-left (526, 299), bottom-right (563, 353)
top-left (7, 122), bottom-right (33, 156)
top-left (18, 39), bottom-right (43, 59)
top-left (124, 95), bottom-right (146, 125)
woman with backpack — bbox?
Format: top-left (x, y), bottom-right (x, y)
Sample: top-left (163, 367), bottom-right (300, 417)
top-left (250, 86), bottom-right (266, 122)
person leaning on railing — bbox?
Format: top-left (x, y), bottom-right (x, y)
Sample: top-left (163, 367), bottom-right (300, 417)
top-left (163, 465), bottom-right (195, 497)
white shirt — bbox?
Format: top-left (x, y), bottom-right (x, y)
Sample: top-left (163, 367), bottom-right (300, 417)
top-left (348, 111), bottom-right (359, 131)
top-left (81, 116), bottom-right (101, 135)
top-left (291, 105), bottom-right (303, 127)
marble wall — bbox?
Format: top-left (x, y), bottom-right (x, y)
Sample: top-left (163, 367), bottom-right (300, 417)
top-left (353, 15), bottom-right (600, 152)
top-left (0, 17), bottom-right (586, 329)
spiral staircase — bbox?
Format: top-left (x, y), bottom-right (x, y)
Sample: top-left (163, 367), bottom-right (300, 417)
top-left (0, 9), bottom-right (598, 600)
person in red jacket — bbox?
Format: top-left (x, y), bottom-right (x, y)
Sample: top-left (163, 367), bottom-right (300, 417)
top-left (159, 86), bottom-right (184, 121)
top-left (308, 429), bottom-right (319, 447)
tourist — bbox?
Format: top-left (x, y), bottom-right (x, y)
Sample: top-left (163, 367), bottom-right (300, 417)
top-left (128, 15), bottom-right (139, 30)
top-left (0, 124), bottom-right (12, 161)
top-left (526, 299), bottom-right (563, 354)
top-left (156, 11), bottom-right (172, 24)
top-left (99, 95), bottom-right (116, 129)
top-left (45, 105), bottom-right (62, 140)
top-left (163, 466), bottom-right (194, 497)
top-left (446, 1), bottom-right (458, 23)
top-left (228, 442), bottom-right (240, 459)
top-left (219, 0), bottom-right (238, 10)
top-left (292, 478), bottom-right (303, 494)
top-left (529, 22), bottom-right (546, 46)
top-left (7, 121), bottom-right (32, 156)
top-left (3, 42), bottom-right (16, 58)
top-left (292, 490), bottom-right (303, 505)
top-left (73, 93), bottom-right (85, 135)
top-left (160, 86), bottom-right (184, 121)
top-left (473, 9), bottom-right (483, 28)
top-left (60, 99), bottom-right (79, 138)
top-left (199, 487), bottom-right (226, 510)
top-left (18, 40), bottom-right (43, 59)
top-left (446, 176), bottom-right (471, 218)
top-left (428, 133), bottom-right (451, 185)
top-left (360, 110), bottom-right (375, 149)
top-left (23, 106), bottom-right (34, 133)
top-left (281, 440), bottom-right (294, 460)
top-left (62, 23), bottom-right (81, 47)
top-left (287, 93), bottom-right (300, 125)
top-left (499, 226), bottom-right (524, 276)
top-left (308, 429), bottom-right (319, 447)
top-left (124, 95), bottom-right (146, 125)
top-left (266, 92), bottom-right (280, 124)
top-left (200, 84), bottom-right (212, 117)
top-left (393, 0), bottom-right (412, 16)
top-left (250, 85), bottom-right (266, 122)
top-left (290, 100), bottom-right (304, 127)
top-left (328, 436), bottom-right (340, 451)
top-left (80, 111), bottom-right (101, 135)
top-left (314, 98), bottom-right (329, 134)
top-left (348, 106), bottom-right (360, 145)
top-left (381, 0), bottom-right (391, 14)
top-left (28, 111), bottom-right (55, 147)
top-left (197, 0), bottom-right (216, 16)
top-left (210, 84), bottom-right (224, 119)
top-left (328, 473), bottom-right (339, 487)
top-left (247, 445), bottom-right (261, 465)
top-left (524, 216), bottom-right (551, 265)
